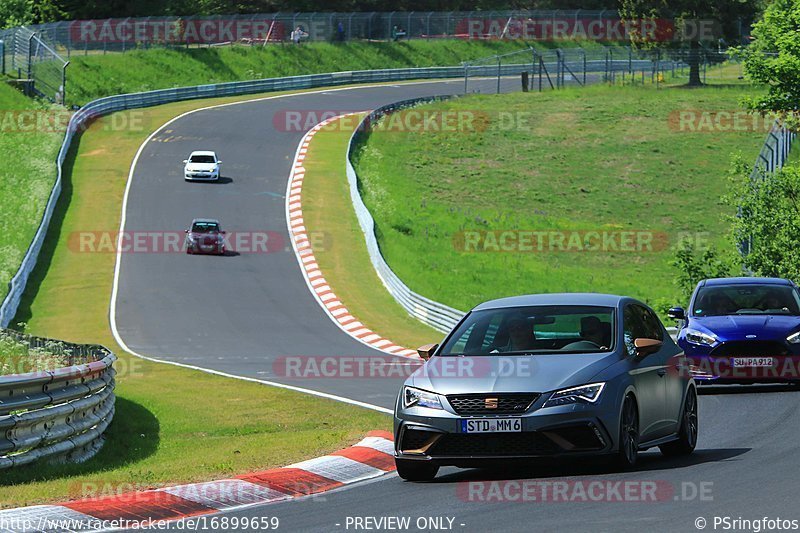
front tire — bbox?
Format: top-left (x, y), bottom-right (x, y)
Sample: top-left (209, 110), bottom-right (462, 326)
top-left (395, 459), bottom-right (438, 482)
top-left (660, 387), bottom-right (698, 457)
top-left (615, 394), bottom-right (639, 470)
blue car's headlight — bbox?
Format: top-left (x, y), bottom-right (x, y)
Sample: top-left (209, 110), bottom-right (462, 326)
top-left (788, 331), bottom-right (800, 344)
top-left (403, 386), bottom-right (443, 410)
top-left (685, 329), bottom-right (718, 346)
top-left (543, 382), bottom-right (605, 408)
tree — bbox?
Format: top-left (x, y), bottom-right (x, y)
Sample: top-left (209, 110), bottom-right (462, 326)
top-left (740, 0), bottom-right (800, 121)
top-left (726, 158), bottom-right (800, 281)
top-left (619, 0), bottom-right (760, 86)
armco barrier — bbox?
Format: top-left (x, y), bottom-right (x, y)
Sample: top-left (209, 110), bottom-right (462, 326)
top-left (346, 97), bottom-right (465, 333)
top-left (0, 57), bottom-right (658, 328)
top-left (0, 329), bottom-right (116, 469)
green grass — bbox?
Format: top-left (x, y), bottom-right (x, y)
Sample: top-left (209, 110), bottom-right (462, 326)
top-left (0, 84), bottom-right (63, 303)
top-left (354, 82), bottom-right (765, 315)
top-left (66, 40), bottom-right (612, 105)
top-left (300, 114), bottom-right (445, 349)
top-left (1, 92), bottom-right (388, 509)
top-left (0, 331), bottom-right (71, 376)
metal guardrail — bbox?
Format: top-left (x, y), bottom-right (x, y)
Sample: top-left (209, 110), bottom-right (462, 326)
top-left (347, 97), bottom-right (466, 333)
top-left (0, 57), bottom-right (667, 328)
top-left (0, 329), bottom-right (116, 469)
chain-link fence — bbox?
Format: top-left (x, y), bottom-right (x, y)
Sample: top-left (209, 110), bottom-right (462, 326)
top-left (0, 25), bottom-right (68, 102)
top-left (463, 46), bottom-right (732, 93)
top-left (7, 10), bottom-right (750, 56)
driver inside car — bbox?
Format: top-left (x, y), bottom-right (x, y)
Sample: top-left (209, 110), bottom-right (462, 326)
top-left (579, 316), bottom-right (609, 349)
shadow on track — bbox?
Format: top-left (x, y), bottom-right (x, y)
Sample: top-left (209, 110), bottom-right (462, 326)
top-left (421, 447), bottom-right (750, 484)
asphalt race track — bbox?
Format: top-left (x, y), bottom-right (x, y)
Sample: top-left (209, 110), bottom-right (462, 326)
top-left (115, 78), bottom-right (520, 408)
top-left (115, 78), bottom-right (800, 532)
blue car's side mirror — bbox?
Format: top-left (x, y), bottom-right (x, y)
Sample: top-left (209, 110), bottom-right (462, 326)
top-left (668, 307), bottom-right (686, 320)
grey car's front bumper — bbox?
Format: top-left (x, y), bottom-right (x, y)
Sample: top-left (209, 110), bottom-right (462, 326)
top-left (394, 397), bottom-right (619, 467)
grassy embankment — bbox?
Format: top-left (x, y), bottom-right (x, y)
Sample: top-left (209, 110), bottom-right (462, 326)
top-left (353, 79), bottom-right (764, 314)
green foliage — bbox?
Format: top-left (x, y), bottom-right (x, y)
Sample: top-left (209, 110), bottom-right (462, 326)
top-left (0, 85), bottom-right (63, 304)
top-left (727, 158), bottom-right (800, 281)
top-left (672, 243), bottom-right (734, 305)
top-left (740, 0), bottom-right (800, 123)
top-left (0, 0), bottom-right (62, 27)
top-left (0, 331), bottom-right (72, 375)
top-left (66, 40), bottom-right (565, 105)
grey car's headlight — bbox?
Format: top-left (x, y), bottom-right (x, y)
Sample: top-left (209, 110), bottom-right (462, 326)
top-left (685, 329), bottom-right (717, 346)
top-left (403, 386), bottom-right (443, 410)
top-left (543, 382), bottom-right (605, 408)
top-left (788, 331), bottom-right (800, 344)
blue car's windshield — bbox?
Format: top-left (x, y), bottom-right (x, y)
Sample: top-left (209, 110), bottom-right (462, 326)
top-left (439, 305), bottom-right (615, 356)
top-left (692, 285), bottom-right (800, 317)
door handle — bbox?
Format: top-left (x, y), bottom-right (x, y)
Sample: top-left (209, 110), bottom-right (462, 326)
top-left (657, 369), bottom-right (667, 377)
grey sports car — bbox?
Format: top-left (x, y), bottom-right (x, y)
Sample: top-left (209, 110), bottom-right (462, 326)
top-left (394, 293), bottom-right (698, 481)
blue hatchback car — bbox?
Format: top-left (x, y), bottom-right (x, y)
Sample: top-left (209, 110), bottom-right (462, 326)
top-left (670, 277), bottom-right (800, 384)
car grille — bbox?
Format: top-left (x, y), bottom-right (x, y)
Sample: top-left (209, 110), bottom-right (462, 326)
top-left (710, 341), bottom-right (789, 357)
top-left (446, 393), bottom-right (539, 415)
top-left (429, 432), bottom-right (560, 457)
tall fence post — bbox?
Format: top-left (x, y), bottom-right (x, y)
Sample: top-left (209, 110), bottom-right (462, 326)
top-left (26, 31), bottom-right (34, 81)
top-left (0, 40), bottom-right (4, 75)
top-left (61, 61), bottom-right (69, 106)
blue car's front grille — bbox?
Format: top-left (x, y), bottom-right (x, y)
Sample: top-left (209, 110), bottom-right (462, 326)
top-left (710, 341), bottom-right (789, 357)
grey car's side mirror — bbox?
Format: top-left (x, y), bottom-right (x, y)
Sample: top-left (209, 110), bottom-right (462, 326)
top-left (217, 161), bottom-right (222, 165)
top-left (183, 159), bottom-right (188, 164)
top-left (417, 343), bottom-right (439, 361)
top-left (634, 338), bottom-right (662, 358)
top-left (667, 307), bottom-right (685, 320)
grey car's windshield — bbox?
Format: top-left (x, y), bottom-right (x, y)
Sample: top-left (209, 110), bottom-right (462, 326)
top-left (692, 285), bottom-right (800, 317)
top-left (439, 305), bottom-right (615, 356)
top-left (190, 155), bottom-right (215, 163)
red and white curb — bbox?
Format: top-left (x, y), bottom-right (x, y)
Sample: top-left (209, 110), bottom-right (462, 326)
top-left (286, 115), bottom-right (419, 359)
top-left (0, 431), bottom-right (395, 532)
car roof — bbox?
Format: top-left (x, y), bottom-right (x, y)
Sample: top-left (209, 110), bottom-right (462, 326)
top-left (700, 277), bottom-right (795, 287)
top-left (473, 293), bottom-right (627, 311)
top-left (192, 218), bottom-right (220, 224)
top-left (189, 151), bottom-right (216, 157)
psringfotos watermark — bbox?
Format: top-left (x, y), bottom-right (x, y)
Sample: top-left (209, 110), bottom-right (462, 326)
top-left (0, 109), bottom-right (149, 134)
top-left (458, 480), bottom-right (713, 503)
top-left (696, 516), bottom-right (800, 532)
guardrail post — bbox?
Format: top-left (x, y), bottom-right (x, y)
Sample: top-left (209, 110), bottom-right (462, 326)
top-left (497, 56), bottom-right (501, 94)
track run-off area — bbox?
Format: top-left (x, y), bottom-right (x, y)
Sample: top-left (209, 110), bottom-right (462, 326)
top-left (112, 79), bottom-right (800, 532)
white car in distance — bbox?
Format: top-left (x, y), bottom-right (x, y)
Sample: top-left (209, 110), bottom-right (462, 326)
top-left (183, 151), bottom-right (222, 181)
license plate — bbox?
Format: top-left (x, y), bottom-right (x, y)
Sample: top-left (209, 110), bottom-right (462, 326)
top-left (461, 418), bottom-right (522, 433)
top-left (732, 357), bottom-right (774, 368)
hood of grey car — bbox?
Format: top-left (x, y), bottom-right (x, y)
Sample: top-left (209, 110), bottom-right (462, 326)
top-left (408, 353), bottom-right (619, 395)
